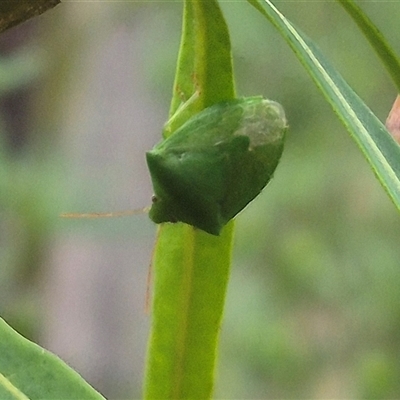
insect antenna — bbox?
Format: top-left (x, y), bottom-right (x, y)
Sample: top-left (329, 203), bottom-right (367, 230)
top-left (60, 208), bottom-right (150, 219)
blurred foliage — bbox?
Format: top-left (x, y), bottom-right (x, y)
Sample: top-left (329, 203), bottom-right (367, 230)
top-left (0, 30), bottom-right (53, 340)
top-left (1, 1), bottom-right (400, 399)
top-left (217, 2), bottom-right (400, 399)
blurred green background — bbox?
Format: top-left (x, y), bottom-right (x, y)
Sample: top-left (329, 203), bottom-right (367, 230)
top-left (1, 1), bottom-right (400, 399)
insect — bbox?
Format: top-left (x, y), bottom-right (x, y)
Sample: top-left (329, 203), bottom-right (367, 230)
top-left (146, 96), bottom-right (287, 236)
top-left (62, 96), bottom-right (287, 236)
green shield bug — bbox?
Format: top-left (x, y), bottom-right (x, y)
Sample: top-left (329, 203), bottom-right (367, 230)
top-left (146, 96), bottom-right (287, 236)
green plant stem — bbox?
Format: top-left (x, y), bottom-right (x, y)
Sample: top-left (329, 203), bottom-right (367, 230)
top-left (143, 0), bottom-right (236, 399)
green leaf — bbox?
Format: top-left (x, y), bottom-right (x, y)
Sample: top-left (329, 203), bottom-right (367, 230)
top-left (336, 0), bottom-right (400, 93)
top-left (143, 0), bottom-right (236, 399)
top-left (247, 0), bottom-right (400, 210)
top-left (0, 318), bottom-right (104, 399)
top-left (144, 223), bottom-right (234, 399)
top-left (164, 0), bottom-right (235, 137)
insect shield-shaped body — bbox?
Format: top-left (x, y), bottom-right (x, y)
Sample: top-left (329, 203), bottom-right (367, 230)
top-left (146, 96), bottom-right (287, 236)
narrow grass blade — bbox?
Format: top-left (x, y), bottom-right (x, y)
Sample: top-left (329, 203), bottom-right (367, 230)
top-left (248, 0), bottom-right (400, 210)
top-left (337, 0), bottom-right (400, 93)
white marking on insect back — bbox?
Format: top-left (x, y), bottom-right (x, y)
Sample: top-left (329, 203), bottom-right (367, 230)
top-left (234, 100), bottom-right (287, 148)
